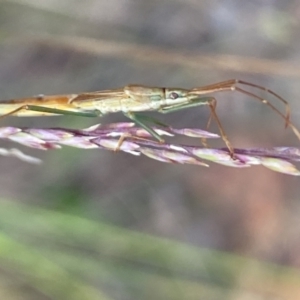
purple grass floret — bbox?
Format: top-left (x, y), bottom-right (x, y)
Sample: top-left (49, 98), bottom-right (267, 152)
top-left (0, 122), bottom-right (299, 175)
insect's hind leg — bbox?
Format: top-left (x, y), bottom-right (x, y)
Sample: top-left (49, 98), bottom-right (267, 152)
top-left (0, 105), bottom-right (29, 119)
top-left (0, 105), bottom-right (103, 119)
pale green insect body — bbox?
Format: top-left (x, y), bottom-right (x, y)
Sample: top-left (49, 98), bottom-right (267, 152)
top-left (81, 85), bottom-right (195, 115)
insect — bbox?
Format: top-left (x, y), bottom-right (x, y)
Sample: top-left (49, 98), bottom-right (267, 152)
top-left (0, 79), bottom-right (299, 156)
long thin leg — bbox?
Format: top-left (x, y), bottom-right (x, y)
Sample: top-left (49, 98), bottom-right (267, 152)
top-left (191, 79), bottom-right (289, 117)
top-left (0, 105), bottom-right (103, 119)
top-left (190, 79), bottom-right (300, 140)
top-left (192, 80), bottom-right (290, 120)
top-left (124, 112), bottom-right (164, 142)
top-left (159, 97), bottom-right (235, 157)
top-left (125, 114), bottom-right (169, 128)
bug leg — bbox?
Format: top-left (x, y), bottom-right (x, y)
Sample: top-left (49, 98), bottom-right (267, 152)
top-left (24, 105), bottom-right (103, 117)
top-left (159, 97), bottom-right (235, 158)
top-left (0, 105), bottom-right (29, 119)
top-left (206, 98), bottom-right (235, 158)
top-left (114, 133), bottom-right (130, 151)
top-left (190, 79), bottom-right (300, 141)
top-left (126, 114), bottom-right (169, 128)
top-left (0, 105), bottom-right (103, 118)
top-left (123, 112), bottom-right (165, 143)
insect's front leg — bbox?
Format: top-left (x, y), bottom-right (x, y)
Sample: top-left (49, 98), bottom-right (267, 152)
top-left (159, 97), bottom-right (235, 158)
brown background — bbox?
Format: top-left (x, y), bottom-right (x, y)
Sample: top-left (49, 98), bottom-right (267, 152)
top-left (0, 1), bottom-right (300, 299)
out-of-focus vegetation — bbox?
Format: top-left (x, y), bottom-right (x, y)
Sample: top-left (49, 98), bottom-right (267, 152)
top-left (1, 0), bottom-right (300, 299)
top-left (1, 199), bottom-right (300, 300)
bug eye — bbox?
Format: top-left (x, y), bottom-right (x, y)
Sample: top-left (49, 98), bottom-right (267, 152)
top-left (169, 92), bottom-right (179, 100)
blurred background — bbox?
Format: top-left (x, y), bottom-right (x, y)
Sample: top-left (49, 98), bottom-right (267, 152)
top-left (0, 0), bottom-right (300, 299)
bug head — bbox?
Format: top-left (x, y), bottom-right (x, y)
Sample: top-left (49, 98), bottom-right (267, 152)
top-left (164, 88), bottom-right (202, 106)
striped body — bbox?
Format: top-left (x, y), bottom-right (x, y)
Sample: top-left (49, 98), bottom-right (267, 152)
top-left (0, 85), bottom-right (191, 116)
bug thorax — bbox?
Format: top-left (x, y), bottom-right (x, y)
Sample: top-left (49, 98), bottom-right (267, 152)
top-left (124, 85), bottom-right (165, 102)
top-left (124, 85), bottom-right (191, 106)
